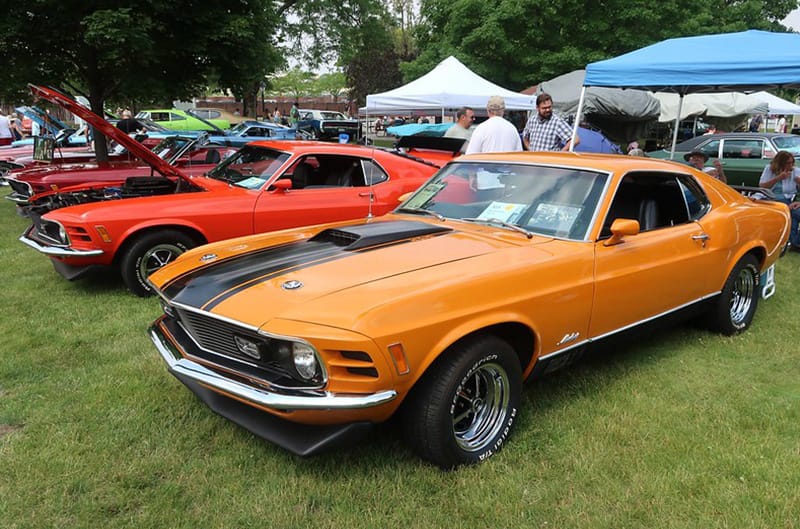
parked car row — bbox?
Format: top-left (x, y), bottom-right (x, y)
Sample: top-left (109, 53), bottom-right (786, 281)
top-left (647, 132), bottom-right (800, 186)
top-left (5, 85), bottom-right (793, 468)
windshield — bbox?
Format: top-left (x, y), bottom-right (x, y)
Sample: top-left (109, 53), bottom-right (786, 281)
top-left (150, 137), bottom-right (194, 162)
top-left (229, 122), bottom-right (251, 135)
top-left (206, 145), bottom-right (291, 189)
top-left (320, 111), bottom-right (346, 120)
top-left (399, 161), bottom-right (609, 241)
top-left (772, 135), bottom-right (800, 155)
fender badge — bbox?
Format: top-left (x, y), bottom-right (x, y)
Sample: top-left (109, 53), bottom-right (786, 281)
top-left (282, 280), bottom-right (303, 290)
top-left (199, 253), bottom-right (217, 262)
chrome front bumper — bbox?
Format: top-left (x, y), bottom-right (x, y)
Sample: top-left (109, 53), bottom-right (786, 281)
top-left (19, 229), bottom-right (104, 257)
top-left (149, 321), bottom-right (397, 412)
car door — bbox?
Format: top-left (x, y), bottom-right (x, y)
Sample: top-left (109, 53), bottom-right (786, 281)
top-left (590, 171), bottom-right (720, 338)
top-left (169, 112), bottom-right (189, 131)
top-left (252, 155), bottom-right (385, 233)
top-left (718, 138), bottom-right (767, 186)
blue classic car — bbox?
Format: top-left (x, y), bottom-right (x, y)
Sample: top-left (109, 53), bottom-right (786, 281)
top-left (13, 106), bottom-right (88, 147)
top-left (296, 109), bottom-right (360, 142)
top-left (206, 120), bottom-right (305, 147)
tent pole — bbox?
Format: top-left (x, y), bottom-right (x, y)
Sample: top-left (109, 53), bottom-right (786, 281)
top-left (669, 94), bottom-right (684, 160)
top-left (570, 86), bottom-right (586, 152)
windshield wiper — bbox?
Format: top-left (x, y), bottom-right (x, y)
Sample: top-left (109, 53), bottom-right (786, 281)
top-left (461, 217), bottom-right (533, 238)
top-left (396, 207), bottom-right (445, 221)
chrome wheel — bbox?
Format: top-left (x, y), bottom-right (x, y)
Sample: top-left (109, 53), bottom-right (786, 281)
top-left (730, 266), bottom-right (756, 325)
top-left (139, 242), bottom-right (185, 278)
top-left (452, 362), bottom-right (511, 453)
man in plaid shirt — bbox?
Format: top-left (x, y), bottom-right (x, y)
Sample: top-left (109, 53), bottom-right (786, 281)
top-left (522, 93), bottom-right (580, 151)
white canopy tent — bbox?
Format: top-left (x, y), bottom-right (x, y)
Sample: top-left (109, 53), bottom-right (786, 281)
top-left (363, 56), bottom-right (534, 116)
top-left (751, 91), bottom-right (800, 115)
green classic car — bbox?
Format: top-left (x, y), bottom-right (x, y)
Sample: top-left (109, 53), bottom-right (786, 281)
top-left (647, 132), bottom-right (800, 187)
top-left (136, 109), bottom-right (230, 132)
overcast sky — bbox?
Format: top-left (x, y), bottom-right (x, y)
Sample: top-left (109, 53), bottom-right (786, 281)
top-left (783, 8), bottom-right (800, 30)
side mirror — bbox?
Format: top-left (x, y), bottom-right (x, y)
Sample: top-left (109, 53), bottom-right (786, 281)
top-left (271, 178), bottom-right (293, 192)
top-left (603, 218), bottom-right (640, 246)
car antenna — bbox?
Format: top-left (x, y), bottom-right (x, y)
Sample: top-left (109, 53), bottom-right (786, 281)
top-left (365, 112), bottom-right (375, 220)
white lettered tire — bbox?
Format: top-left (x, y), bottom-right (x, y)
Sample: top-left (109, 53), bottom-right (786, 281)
top-left (403, 335), bottom-right (522, 468)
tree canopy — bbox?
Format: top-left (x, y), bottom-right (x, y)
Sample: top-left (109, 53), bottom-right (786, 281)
top-left (0, 1), bottom-right (282, 158)
top-left (407, 0), bottom-right (800, 90)
top-left (1, 0), bottom-right (798, 134)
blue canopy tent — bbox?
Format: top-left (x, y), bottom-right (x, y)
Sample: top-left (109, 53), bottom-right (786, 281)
top-left (574, 30), bottom-right (800, 155)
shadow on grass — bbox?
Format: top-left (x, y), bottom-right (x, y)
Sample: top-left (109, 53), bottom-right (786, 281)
top-left (66, 268), bottom-right (129, 296)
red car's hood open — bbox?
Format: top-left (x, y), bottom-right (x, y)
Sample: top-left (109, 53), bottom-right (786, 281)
top-left (29, 85), bottom-right (186, 179)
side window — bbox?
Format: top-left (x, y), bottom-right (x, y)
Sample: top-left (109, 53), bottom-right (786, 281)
top-left (292, 155), bottom-right (371, 188)
top-left (677, 175), bottom-right (711, 220)
top-left (363, 160), bottom-right (388, 185)
top-left (170, 113), bottom-right (187, 121)
top-left (722, 139), bottom-right (762, 159)
top-left (601, 172), bottom-right (693, 238)
top-left (699, 139), bottom-right (720, 158)
top-left (151, 112), bottom-right (169, 121)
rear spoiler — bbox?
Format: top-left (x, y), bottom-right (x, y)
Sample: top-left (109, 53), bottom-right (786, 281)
top-left (395, 135), bottom-right (466, 155)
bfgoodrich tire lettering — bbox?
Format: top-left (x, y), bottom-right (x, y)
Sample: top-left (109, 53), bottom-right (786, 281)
top-left (120, 230), bottom-right (197, 297)
top-left (708, 254), bottom-right (760, 335)
top-left (403, 335), bottom-right (522, 468)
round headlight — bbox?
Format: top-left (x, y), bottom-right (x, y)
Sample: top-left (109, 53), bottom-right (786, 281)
top-left (292, 342), bottom-right (319, 380)
top-left (58, 224), bottom-right (67, 242)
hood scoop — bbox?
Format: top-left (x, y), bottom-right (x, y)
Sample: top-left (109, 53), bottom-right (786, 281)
top-left (310, 220), bottom-right (452, 250)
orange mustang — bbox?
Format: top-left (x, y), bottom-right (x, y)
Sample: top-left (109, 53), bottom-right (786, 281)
top-left (148, 152), bottom-right (790, 468)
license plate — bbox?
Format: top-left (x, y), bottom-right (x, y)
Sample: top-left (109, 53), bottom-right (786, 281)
top-left (761, 264), bottom-right (775, 299)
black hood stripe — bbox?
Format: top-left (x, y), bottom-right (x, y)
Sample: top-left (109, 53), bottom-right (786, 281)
top-left (163, 220), bottom-right (453, 310)
top-left (164, 240), bottom-right (346, 309)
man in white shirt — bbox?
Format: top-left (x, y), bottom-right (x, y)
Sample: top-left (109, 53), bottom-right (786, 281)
top-left (0, 113), bottom-right (13, 146)
top-left (465, 96), bottom-right (522, 154)
top-left (464, 97), bottom-right (522, 197)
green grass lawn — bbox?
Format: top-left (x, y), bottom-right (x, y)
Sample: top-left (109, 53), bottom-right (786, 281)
top-left (1, 197), bottom-right (798, 528)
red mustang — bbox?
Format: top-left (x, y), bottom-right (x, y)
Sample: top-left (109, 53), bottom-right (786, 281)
top-left (19, 92), bottom-right (462, 296)
top-left (5, 86), bottom-right (235, 205)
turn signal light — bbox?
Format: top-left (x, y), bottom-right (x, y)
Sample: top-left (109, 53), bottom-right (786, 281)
top-left (387, 343), bottom-right (409, 375)
top-left (94, 225), bottom-right (112, 243)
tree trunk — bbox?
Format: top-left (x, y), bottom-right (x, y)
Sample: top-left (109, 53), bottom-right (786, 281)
top-left (89, 91), bottom-right (109, 162)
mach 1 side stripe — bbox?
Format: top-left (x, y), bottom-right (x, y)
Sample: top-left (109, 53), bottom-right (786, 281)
top-left (164, 240), bottom-right (347, 308)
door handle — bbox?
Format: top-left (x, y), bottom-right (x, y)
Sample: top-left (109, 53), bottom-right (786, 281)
top-left (692, 233), bottom-right (710, 247)
top-left (358, 192), bottom-right (373, 198)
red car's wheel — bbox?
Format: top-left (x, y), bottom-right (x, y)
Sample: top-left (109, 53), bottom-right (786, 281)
top-left (120, 230), bottom-right (199, 296)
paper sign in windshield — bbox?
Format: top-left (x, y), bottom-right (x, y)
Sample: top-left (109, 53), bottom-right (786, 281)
top-left (528, 203), bottom-right (582, 233)
top-left (477, 201), bottom-right (527, 224)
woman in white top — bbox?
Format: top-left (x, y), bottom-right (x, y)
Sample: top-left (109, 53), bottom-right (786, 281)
top-left (759, 150), bottom-right (800, 248)
top-left (0, 113), bottom-right (13, 146)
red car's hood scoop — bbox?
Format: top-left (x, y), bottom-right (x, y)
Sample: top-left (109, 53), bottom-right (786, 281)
top-left (28, 85), bottom-right (186, 179)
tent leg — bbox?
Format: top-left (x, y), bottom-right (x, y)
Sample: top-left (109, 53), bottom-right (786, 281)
top-left (570, 86), bottom-right (586, 152)
top-left (669, 95), bottom-right (684, 160)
